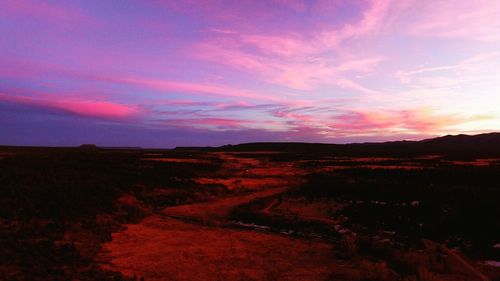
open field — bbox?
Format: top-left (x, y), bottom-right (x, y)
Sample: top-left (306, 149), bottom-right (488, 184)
top-left (1, 134), bottom-right (500, 280)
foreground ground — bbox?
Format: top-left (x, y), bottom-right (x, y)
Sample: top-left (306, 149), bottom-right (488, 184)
top-left (0, 139), bottom-right (499, 280)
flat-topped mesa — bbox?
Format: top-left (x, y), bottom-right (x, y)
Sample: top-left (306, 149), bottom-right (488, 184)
top-left (79, 144), bottom-right (98, 149)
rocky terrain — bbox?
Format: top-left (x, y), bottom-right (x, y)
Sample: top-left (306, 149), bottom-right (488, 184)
top-left (1, 133), bottom-right (500, 280)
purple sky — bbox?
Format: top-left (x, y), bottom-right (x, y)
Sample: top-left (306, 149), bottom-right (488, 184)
top-left (1, 0), bottom-right (499, 147)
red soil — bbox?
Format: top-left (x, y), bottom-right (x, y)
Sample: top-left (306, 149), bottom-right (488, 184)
top-left (100, 216), bottom-right (338, 281)
top-left (161, 187), bottom-right (286, 224)
top-left (142, 158), bottom-right (210, 164)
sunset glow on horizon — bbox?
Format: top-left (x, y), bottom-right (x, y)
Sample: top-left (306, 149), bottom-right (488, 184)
top-left (1, 0), bottom-right (500, 147)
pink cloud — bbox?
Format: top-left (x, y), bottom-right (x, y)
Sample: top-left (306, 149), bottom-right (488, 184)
top-left (330, 111), bottom-right (396, 132)
top-left (160, 117), bottom-right (257, 131)
top-left (407, 1), bottom-right (500, 41)
top-left (327, 108), bottom-right (479, 136)
top-left (240, 34), bottom-right (320, 57)
top-left (193, 1), bottom-right (390, 91)
top-left (397, 108), bottom-right (464, 133)
top-left (0, 58), bottom-right (296, 105)
top-left (308, 0), bottom-right (406, 50)
top-left (0, 93), bottom-right (138, 119)
top-left (265, 105), bottom-right (487, 139)
top-left (397, 52), bottom-right (500, 84)
top-left (119, 77), bottom-right (287, 102)
top-left (335, 78), bottom-right (382, 95)
top-left (196, 37), bottom-right (383, 91)
top-left (151, 100), bottom-right (271, 111)
top-left (56, 99), bottom-right (139, 119)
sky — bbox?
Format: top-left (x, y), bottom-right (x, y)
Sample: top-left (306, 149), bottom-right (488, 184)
top-left (1, 0), bottom-right (500, 147)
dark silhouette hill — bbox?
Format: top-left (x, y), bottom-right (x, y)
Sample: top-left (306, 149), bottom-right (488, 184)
top-left (175, 132), bottom-right (500, 158)
top-left (420, 132), bottom-right (500, 146)
top-left (79, 144), bottom-right (98, 149)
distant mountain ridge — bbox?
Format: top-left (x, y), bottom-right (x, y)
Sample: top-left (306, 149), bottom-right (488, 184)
top-left (176, 132), bottom-right (500, 157)
top-left (420, 132), bottom-right (500, 145)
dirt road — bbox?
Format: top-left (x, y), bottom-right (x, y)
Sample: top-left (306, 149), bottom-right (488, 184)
top-left (161, 187), bottom-right (286, 225)
top-left (98, 153), bottom-right (342, 281)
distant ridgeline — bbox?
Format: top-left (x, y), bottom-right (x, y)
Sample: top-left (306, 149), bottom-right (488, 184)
top-left (174, 133), bottom-right (500, 158)
top-left (78, 144), bottom-right (143, 150)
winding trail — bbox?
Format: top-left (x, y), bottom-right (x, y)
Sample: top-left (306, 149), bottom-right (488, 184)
top-left (98, 152), bottom-right (345, 281)
top-left (160, 187), bottom-right (286, 225)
